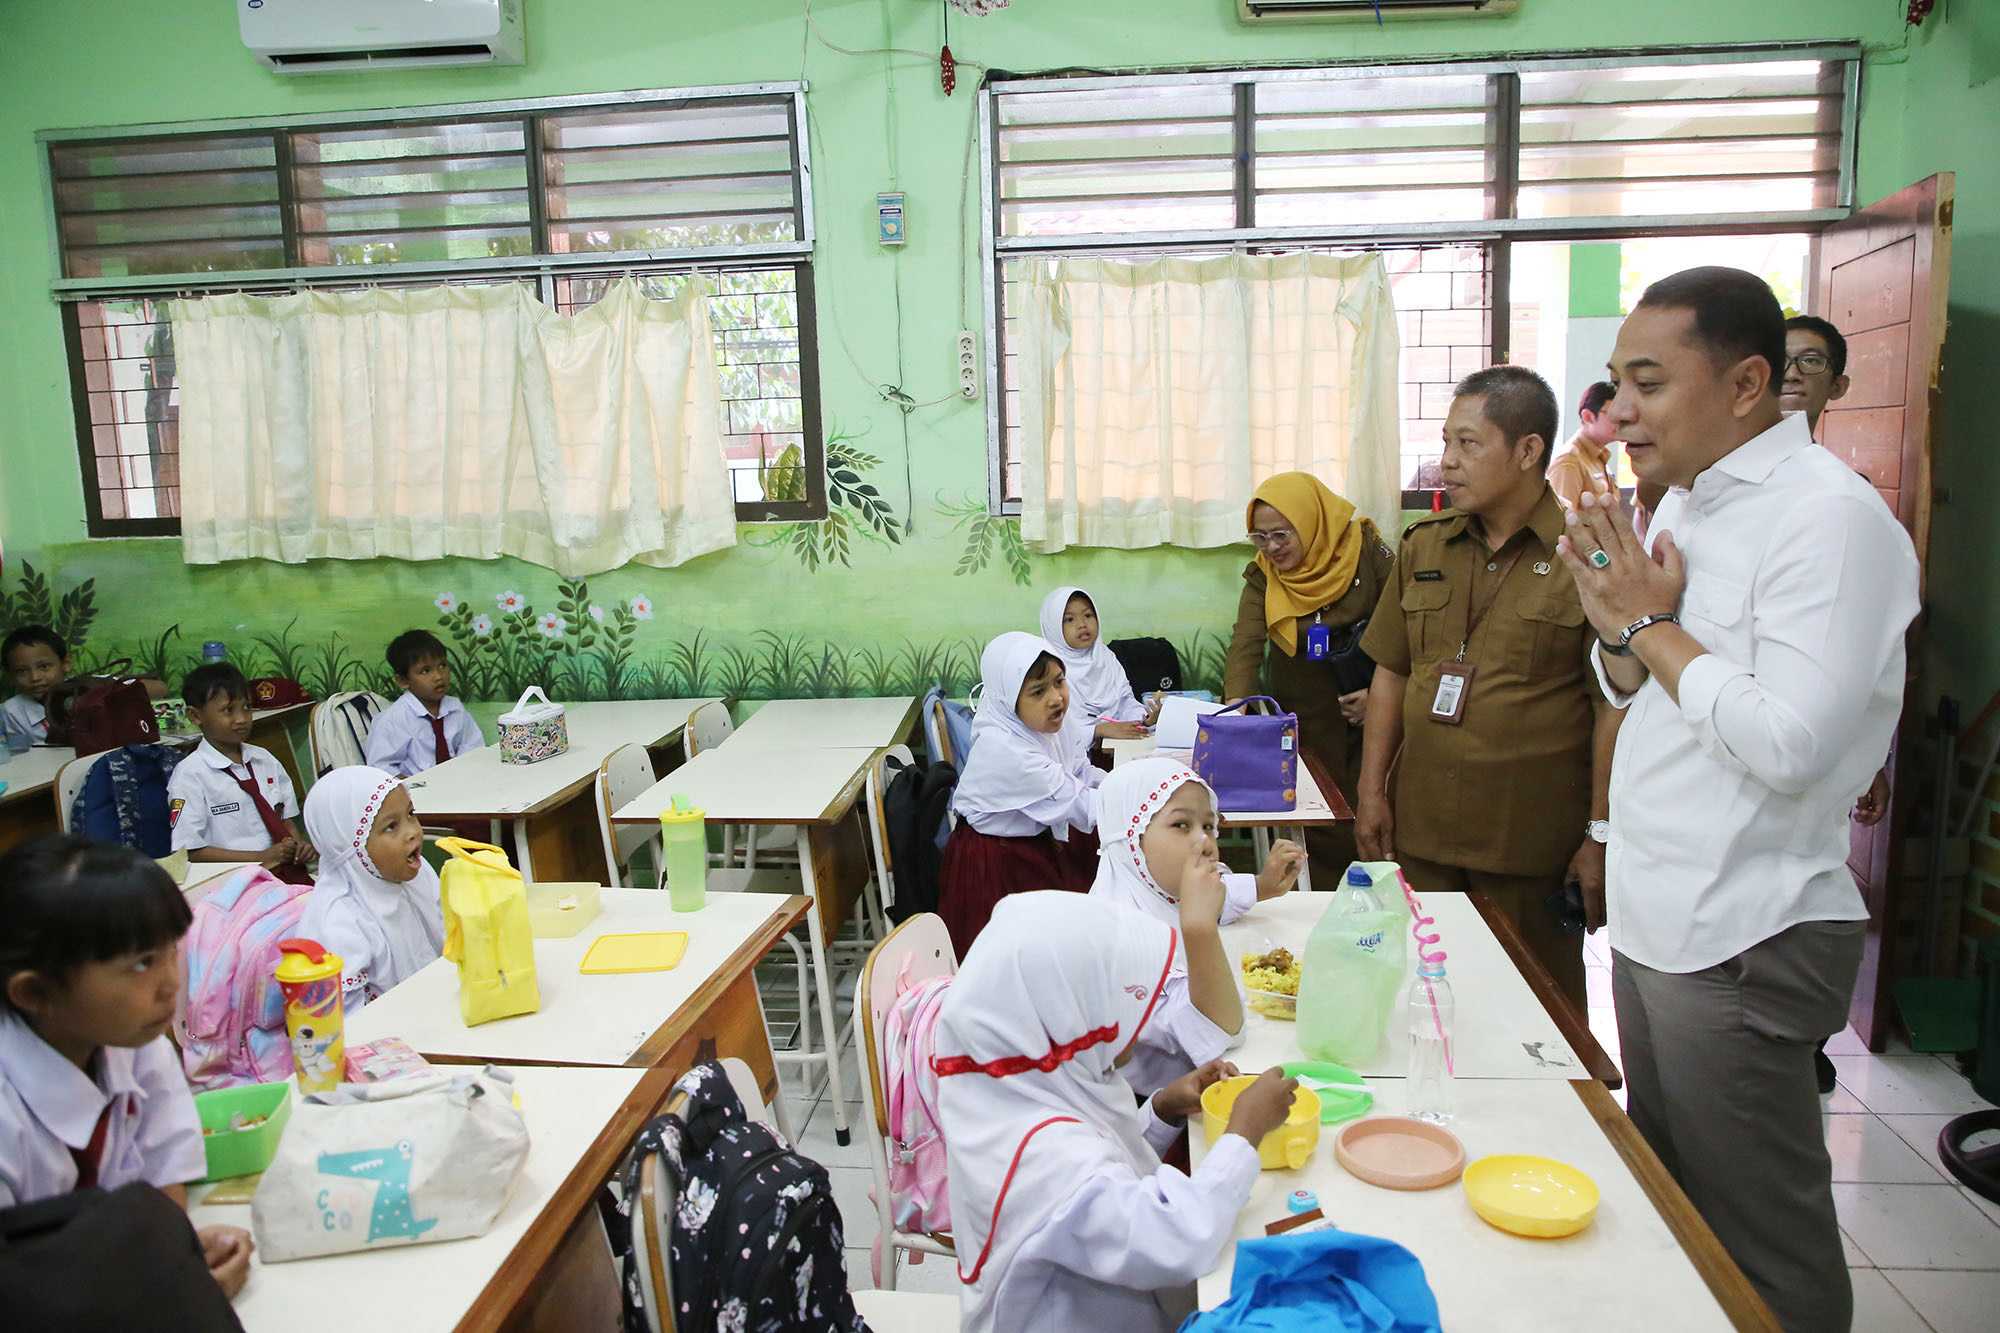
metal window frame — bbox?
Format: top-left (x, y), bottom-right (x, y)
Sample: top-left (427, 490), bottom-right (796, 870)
top-left (43, 82), bottom-right (823, 534)
top-left (980, 42), bottom-right (1861, 514)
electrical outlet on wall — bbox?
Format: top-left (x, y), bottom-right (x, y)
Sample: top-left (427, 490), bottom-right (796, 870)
top-left (957, 329), bottom-right (980, 400)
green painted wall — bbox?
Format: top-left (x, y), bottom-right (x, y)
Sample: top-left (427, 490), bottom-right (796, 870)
top-left (4, 0), bottom-right (1981, 709)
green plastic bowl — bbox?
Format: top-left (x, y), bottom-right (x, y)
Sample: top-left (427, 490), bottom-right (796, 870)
top-left (193, 1080), bottom-right (292, 1182)
top-left (1281, 1060), bottom-right (1373, 1125)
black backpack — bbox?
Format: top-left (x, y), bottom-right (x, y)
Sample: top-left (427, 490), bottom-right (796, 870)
top-left (606, 1061), bottom-right (870, 1333)
top-left (1107, 636), bottom-right (1184, 698)
top-left (882, 754), bottom-right (957, 925)
top-left (0, 1184), bottom-right (246, 1333)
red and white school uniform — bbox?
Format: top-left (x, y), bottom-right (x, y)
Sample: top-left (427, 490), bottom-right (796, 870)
top-left (932, 893), bottom-right (1260, 1333)
top-left (939, 632), bottom-right (1105, 956)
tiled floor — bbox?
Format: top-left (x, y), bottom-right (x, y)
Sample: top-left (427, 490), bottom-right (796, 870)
top-left (1581, 932), bottom-right (2000, 1331)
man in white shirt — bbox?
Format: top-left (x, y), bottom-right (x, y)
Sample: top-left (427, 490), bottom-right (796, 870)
top-left (1558, 267), bottom-right (1918, 1333)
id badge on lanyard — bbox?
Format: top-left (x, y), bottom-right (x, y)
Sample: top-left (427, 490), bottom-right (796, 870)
top-left (1428, 544), bottom-right (1519, 727)
top-left (1304, 614), bottom-right (1331, 661)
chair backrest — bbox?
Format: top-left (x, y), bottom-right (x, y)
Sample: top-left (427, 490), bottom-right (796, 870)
top-left (683, 700), bottom-right (733, 757)
top-left (54, 749), bottom-right (111, 833)
top-left (309, 690), bottom-right (389, 776)
top-left (596, 743), bottom-right (661, 889)
top-left (926, 696), bottom-right (956, 768)
top-left (863, 744), bottom-right (914, 911)
top-left (859, 913), bottom-right (957, 1137)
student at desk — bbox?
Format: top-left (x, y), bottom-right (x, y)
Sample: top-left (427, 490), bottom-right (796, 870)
top-left (365, 629), bottom-right (484, 779)
top-left (0, 837), bottom-right (253, 1299)
top-left (298, 767), bottom-right (443, 1012)
top-left (1, 625), bottom-right (70, 745)
top-left (933, 893), bottom-right (1296, 1333)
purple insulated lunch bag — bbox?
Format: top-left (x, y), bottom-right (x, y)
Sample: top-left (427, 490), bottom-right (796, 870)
top-left (1191, 696), bottom-right (1298, 812)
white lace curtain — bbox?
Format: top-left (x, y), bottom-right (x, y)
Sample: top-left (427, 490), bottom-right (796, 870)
top-left (1014, 251), bottom-right (1402, 553)
top-left (170, 279), bottom-right (736, 574)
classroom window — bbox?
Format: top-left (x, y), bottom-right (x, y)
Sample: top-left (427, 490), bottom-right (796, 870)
top-left (41, 85), bottom-right (818, 535)
top-left (982, 44), bottom-right (1858, 512)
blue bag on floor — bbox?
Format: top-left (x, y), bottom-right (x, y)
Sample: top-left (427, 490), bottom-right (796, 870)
top-left (1178, 1228), bottom-right (1442, 1332)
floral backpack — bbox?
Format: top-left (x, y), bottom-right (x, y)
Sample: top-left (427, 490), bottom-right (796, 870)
top-left (605, 1061), bottom-right (870, 1333)
top-left (176, 866), bottom-right (312, 1089)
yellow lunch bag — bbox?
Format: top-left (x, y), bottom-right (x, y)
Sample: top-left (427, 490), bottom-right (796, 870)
top-left (437, 838), bottom-right (542, 1026)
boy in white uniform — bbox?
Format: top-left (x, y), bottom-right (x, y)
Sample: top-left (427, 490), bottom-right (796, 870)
top-left (167, 663), bottom-right (312, 884)
top-left (364, 629), bottom-right (484, 779)
top-left (1, 625), bottom-right (71, 746)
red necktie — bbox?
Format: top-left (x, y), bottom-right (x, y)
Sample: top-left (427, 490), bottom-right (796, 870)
top-left (233, 763), bottom-right (311, 886)
top-left (430, 715), bottom-right (451, 766)
top-left (69, 1102), bottom-right (116, 1190)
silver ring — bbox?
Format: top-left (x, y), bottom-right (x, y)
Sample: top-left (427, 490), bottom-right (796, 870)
top-left (1588, 548), bottom-right (1612, 570)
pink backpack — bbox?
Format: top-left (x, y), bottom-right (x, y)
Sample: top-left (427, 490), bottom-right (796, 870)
top-left (881, 971), bottom-right (953, 1235)
top-left (176, 866), bottom-right (312, 1089)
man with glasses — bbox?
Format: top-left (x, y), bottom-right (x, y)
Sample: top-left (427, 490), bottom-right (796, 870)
top-left (1781, 315), bottom-right (1851, 436)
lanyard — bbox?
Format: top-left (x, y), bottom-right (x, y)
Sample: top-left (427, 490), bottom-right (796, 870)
top-left (1456, 540), bottom-right (1527, 662)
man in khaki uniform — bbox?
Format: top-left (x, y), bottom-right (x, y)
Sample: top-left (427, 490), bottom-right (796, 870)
top-left (1355, 366), bottom-right (1617, 1014)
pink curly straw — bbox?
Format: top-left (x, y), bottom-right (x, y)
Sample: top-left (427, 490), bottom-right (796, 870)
top-left (1393, 866), bottom-right (1453, 1077)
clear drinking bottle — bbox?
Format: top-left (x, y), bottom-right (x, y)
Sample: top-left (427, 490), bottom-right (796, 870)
top-left (1407, 959), bottom-right (1456, 1124)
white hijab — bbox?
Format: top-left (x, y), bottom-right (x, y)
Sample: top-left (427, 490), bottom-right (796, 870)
top-left (1089, 756), bottom-right (1217, 948)
top-left (298, 766), bottom-right (444, 1005)
top-left (1037, 586), bottom-right (1134, 726)
top-left (952, 631), bottom-right (1091, 837)
top-left (933, 892), bottom-right (1178, 1331)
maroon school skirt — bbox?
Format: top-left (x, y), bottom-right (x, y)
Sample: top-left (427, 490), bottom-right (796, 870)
top-left (937, 823), bottom-right (1101, 957)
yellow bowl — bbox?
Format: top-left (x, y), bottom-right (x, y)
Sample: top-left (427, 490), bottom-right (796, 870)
top-left (1463, 1154), bottom-right (1600, 1238)
top-left (1200, 1074), bottom-right (1321, 1171)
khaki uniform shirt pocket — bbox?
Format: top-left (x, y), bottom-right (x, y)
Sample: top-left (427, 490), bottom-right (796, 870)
top-left (1517, 594), bottom-right (1589, 678)
top-left (1400, 582), bottom-right (1454, 665)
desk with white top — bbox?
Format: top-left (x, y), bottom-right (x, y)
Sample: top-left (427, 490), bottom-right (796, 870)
top-left (722, 695), bottom-right (919, 753)
top-left (0, 745), bottom-right (74, 853)
top-left (406, 699), bottom-right (716, 884)
top-left (612, 743), bottom-right (876, 1143)
top-left (191, 1064), bottom-right (669, 1333)
top-left (344, 888), bottom-right (808, 1127)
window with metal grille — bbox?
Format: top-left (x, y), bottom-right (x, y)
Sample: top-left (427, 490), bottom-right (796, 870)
top-left (41, 84), bottom-right (816, 536)
top-left (981, 44), bottom-right (1857, 511)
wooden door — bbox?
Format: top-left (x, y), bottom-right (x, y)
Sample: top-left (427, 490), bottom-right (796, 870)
top-left (1812, 173), bottom-right (1954, 1048)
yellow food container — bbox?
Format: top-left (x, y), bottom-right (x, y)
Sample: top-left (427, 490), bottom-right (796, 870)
top-left (1462, 1154), bottom-right (1600, 1238)
top-left (273, 937), bottom-right (345, 1094)
top-left (1200, 1074), bottom-right (1321, 1170)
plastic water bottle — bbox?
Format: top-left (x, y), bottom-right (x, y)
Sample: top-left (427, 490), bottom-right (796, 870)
top-left (660, 795), bottom-right (708, 913)
top-left (201, 640), bottom-right (228, 664)
top-left (1407, 959), bottom-right (1455, 1124)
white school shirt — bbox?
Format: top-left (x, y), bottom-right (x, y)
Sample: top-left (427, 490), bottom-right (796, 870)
top-left (1, 693), bottom-right (48, 744)
top-left (1118, 873), bottom-right (1258, 1097)
top-left (167, 738), bottom-right (298, 852)
top-left (0, 1016), bottom-right (207, 1208)
top-left (363, 691), bottom-right (484, 778)
top-left (973, 1114), bottom-right (1259, 1333)
top-left (1591, 412), bottom-right (1918, 973)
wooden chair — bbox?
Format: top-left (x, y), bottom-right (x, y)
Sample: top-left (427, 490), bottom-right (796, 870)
top-left (628, 1057), bottom-right (774, 1333)
top-left (925, 694), bottom-right (957, 768)
top-left (856, 746), bottom-right (911, 938)
top-left (306, 690), bottom-right (389, 777)
top-left (857, 912), bottom-right (958, 1289)
top-left (595, 743), bottom-right (663, 889)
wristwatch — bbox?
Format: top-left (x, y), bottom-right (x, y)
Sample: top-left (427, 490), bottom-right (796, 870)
top-left (1586, 820), bottom-right (1611, 845)
top-left (1618, 611), bottom-right (1680, 648)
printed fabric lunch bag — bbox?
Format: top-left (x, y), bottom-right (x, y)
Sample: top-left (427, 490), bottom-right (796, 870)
top-left (1191, 695), bottom-right (1298, 813)
top-left (496, 686), bottom-right (569, 765)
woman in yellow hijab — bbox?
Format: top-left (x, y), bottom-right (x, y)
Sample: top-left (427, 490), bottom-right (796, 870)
top-left (1224, 471), bottom-right (1393, 873)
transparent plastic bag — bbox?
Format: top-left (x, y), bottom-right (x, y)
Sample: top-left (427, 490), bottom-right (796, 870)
top-left (1296, 862), bottom-right (1409, 1065)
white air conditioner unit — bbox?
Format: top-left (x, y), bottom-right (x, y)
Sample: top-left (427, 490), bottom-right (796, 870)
top-left (240, 0), bottom-right (526, 74)
top-left (1240, 0), bottom-right (1518, 21)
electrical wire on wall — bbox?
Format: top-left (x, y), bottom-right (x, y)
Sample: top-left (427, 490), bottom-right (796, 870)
top-left (798, 0), bottom-right (989, 534)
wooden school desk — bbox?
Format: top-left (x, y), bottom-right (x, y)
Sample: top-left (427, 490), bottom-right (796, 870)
top-left (720, 695), bottom-right (919, 753)
top-left (405, 698), bottom-right (716, 885)
top-left (343, 888), bottom-right (808, 1131)
top-left (1105, 735), bottom-right (1353, 891)
top-left (612, 743), bottom-right (876, 1144)
top-left (0, 744), bottom-right (72, 853)
top-left (190, 1064), bottom-right (672, 1333)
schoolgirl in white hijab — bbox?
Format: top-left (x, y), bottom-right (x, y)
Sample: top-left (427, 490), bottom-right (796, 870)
top-left (933, 893), bottom-right (1287, 1333)
top-left (940, 633), bottom-right (1106, 953)
top-left (1037, 586), bottom-right (1154, 739)
top-left (296, 766), bottom-right (444, 1012)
